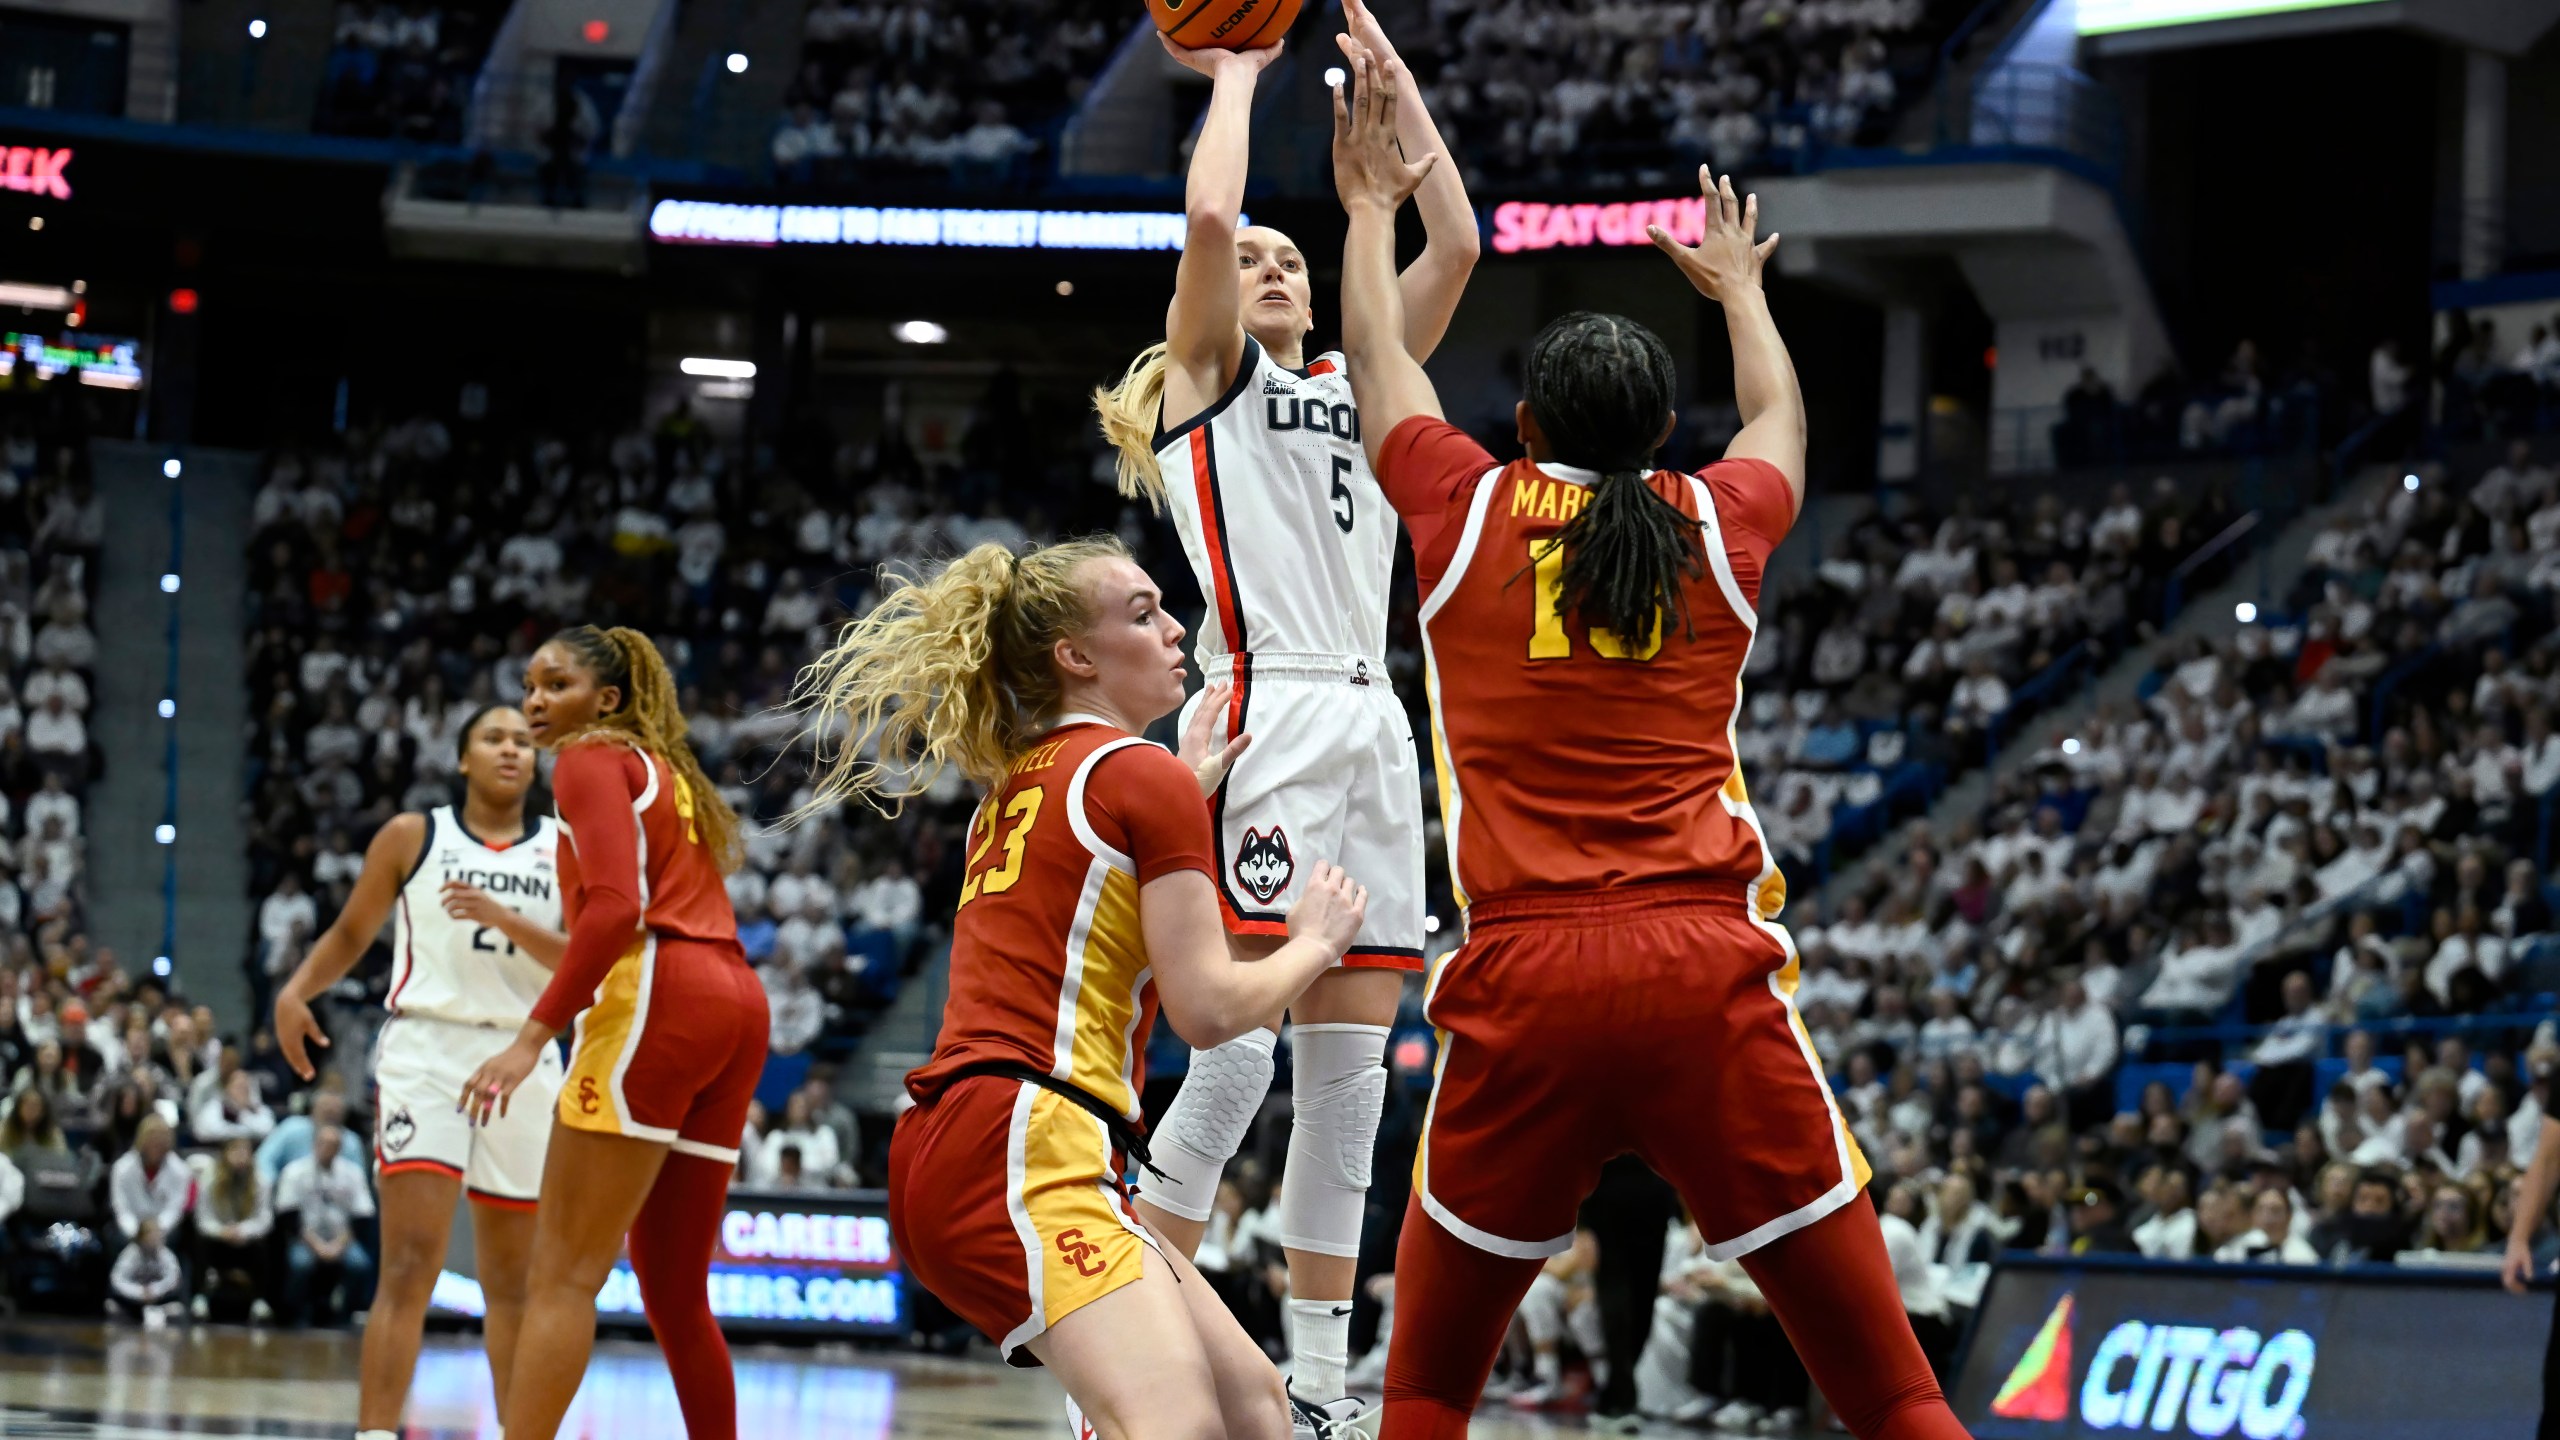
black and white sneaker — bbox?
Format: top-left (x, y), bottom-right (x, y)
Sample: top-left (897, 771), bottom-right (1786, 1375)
top-left (1289, 1387), bottom-right (1380, 1439)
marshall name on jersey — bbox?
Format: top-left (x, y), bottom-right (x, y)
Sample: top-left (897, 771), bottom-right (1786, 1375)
top-left (1155, 335), bottom-right (1394, 665)
top-left (389, 806), bottom-right (562, 1029)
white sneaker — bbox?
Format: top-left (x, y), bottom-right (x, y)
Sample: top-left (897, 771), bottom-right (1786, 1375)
top-left (1504, 1381), bottom-right (1559, 1411)
top-left (1062, 1393), bottom-right (1095, 1440)
top-left (248, 1299), bottom-right (273, 1324)
top-left (1289, 1388), bottom-right (1379, 1439)
top-left (189, 1295), bottom-right (209, 1321)
top-left (1754, 1405), bottom-right (1805, 1435)
top-left (1710, 1399), bottom-right (1767, 1432)
top-left (141, 1307), bottom-right (168, 1331)
top-left (1667, 1393), bottom-right (1720, 1424)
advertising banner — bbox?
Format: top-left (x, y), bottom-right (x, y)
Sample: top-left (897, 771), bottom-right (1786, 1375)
top-left (1949, 1258), bottom-right (2545, 1440)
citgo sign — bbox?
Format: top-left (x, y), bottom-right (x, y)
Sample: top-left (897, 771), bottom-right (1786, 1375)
top-left (1987, 1294), bottom-right (2314, 1437)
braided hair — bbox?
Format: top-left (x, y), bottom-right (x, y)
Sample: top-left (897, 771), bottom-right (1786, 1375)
top-left (1518, 311), bottom-right (1706, 652)
top-left (545, 625), bottom-right (744, 874)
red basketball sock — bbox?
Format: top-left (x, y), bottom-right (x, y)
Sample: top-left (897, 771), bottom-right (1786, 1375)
top-left (1738, 1199), bottom-right (1974, 1440)
top-left (627, 1152), bottom-right (738, 1440)
top-left (1379, 1196), bottom-right (1546, 1440)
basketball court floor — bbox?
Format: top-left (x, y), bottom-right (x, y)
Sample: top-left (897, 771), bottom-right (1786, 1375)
top-left (0, 1321), bottom-right (1733, 1438)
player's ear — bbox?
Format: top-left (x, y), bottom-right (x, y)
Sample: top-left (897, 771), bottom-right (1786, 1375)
top-left (1051, 635), bottom-right (1099, 683)
top-left (596, 682), bottom-right (625, 715)
top-left (1655, 409), bottom-right (1677, 450)
top-left (1515, 401), bottom-right (1542, 456)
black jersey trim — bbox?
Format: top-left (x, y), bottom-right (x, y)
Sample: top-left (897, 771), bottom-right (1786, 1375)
top-left (1154, 334), bottom-right (1265, 450)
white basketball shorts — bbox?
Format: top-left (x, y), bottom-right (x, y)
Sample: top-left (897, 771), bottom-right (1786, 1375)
top-left (372, 1012), bottom-right (565, 1207)
top-left (1183, 652), bottom-right (1426, 971)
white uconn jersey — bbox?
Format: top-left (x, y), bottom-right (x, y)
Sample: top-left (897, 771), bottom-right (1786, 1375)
top-left (1156, 337), bottom-right (1393, 665)
top-left (388, 807), bottom-right (562, 1028)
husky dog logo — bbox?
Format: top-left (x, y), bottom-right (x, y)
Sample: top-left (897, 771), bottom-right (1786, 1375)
top-left (382, 1108), bottom-right (417, 1155)
top-left (1233, 826), bottom-right (1295, 905)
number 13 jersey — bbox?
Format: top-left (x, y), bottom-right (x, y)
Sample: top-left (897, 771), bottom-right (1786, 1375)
top-left (1156, 337), bottom-right (1392, 666)
top-left (388, 805), bottom-right (563, 1028)
top-left (1375, 416), bottom-right (1799, 914)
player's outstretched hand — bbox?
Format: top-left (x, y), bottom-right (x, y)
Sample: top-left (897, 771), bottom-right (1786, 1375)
top-left (273, 990), bottom-right (329, 1082)
top-left (2505, 1232), bottom-right (2542, 1294)
top-left (1179, 680), bottom-right (1253, 798)
top-left (1288, 860), bottom-right (1369, 957)
top-left (1331, 41), bottom-right (1437, 212)
top-left (458, 1038), bottom-right (541, 1126)
top-left (1648, 165), bottom-right (1778, 305)
top-left (1161, 33), bottom-right (1285, 79)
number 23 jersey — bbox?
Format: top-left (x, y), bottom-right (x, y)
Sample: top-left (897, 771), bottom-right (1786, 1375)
top-left (1375, 416), bottom-right (1798, 911)
top-left (1155, 336), bottom-right (1392, 665)
top-left (388, 804), bottom-right (562, 1028)
top-left (905, 721), bottom-right (1218, 1122)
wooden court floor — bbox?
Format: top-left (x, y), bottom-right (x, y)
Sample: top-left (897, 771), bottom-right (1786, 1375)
top-left (0, 1320), bottom-right (1704, 1437)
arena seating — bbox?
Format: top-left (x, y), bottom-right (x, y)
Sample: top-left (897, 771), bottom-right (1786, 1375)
top-left (771, 0), bottom-right (1128, 187)
top-left (312, 0), bottom-right (504, 142)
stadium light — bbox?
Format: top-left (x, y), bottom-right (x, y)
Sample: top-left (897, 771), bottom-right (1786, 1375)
top-left (1424, 914), bottom-right (1441, 934)
top-left (2403, 473), bottom-right (2420, 492)
top-left (248, 18), bottom-right (267, 37)
top-left (161, 459), bottom-right (180, 479)
top-left (2234, 601), bottom-right (2257, 623)
top-left (153, 956), bottom-right (171, 976)
top-left (154, 824), bottom-right (175, 844)
top-left (160, 573), bottom-right (180, 592)
top-left (1325, 66), bottom-right (1346, 87)
top-left (1055, 280), bottom-right (1074, 297)
top-left (893, 320), bottom-right (949, 345)
top-left (158, 698), bottom-right (175, 718)
top-left (2062, 737), bottom-right (2082, 756)
top-left (725, 52), bottom-right (749, 74)
top-left (24, 218), bottom-right (38, 232)
top-left (679, 357), bottom-right (755, 379)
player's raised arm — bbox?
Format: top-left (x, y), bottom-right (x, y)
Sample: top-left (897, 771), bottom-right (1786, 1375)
top-left (273, 812), bottom-right (425, 1080)
top-left (1164, 39), bottom-right (1285, 393)
top-left (1335, 0), bottom-right (1479, 361)
top-left (1333, 45), bottom-right (1446, 475)
top-left (1649, 165), bottom-right (1806, 513)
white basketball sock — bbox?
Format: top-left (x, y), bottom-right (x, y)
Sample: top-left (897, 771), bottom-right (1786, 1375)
top-left (357, 1430), bottom-right (399, 1440)
top-left (1288, 1297), bottom-right (1354, 1399)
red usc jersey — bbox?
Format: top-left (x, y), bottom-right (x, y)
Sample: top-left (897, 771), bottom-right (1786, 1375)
top-left (530, 739), bottom-right (745, 1033)
top-left (1376, 417), bottom-right (1796, 915)
top-left (906, 720), bottom-right (1217, 1121)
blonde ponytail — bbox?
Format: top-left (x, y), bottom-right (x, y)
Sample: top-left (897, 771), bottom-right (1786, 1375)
top-left (546, 624), bottom-right (745, 874)
top-left (1092, 343), bottom-right (1173, 512)
top-left (789, 537), bottom-right (1131, 816)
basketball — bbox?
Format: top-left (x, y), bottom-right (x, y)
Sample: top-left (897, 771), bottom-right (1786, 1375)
top-left (1150, 0), bottom-right (1300, 52)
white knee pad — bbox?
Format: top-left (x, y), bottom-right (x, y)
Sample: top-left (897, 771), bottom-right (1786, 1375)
top-left (1278, 1023), bottom-right (1389, 1259)
top-left (1135, 1030), bottom-right (1276, 1223)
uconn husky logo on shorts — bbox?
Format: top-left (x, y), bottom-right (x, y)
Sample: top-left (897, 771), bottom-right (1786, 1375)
top-left (1234, 826), bottom-right (1294, 905)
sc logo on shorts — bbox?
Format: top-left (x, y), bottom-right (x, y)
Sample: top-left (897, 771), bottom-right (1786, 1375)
top-left (576, 1077), bottom-right (601, 1115)
top-left (1055, 1228), bottom-right (1108, 1278)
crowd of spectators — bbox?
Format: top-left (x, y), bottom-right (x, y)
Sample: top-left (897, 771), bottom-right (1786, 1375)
top-left (2050, 338), bottom-right (2357, 471)
top-left (312, 0), bottom-right (496, 143)
top-left (772, 0), bottom-right (1124, 186)
top-left (1400, 0), bottom-right (1963, 188)
top-left (240, 376), bottom-right (1166, 1189)
top-left (2437, 309), bottom-right (2560, 445)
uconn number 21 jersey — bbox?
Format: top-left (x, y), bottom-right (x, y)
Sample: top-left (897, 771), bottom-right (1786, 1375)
top-left (1155, 336), bottom-right (1394, 664)
top-left (388, 806), bottom-right (562, 1028)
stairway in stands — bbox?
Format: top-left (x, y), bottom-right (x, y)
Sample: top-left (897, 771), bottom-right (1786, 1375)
top-left (89, 441), bottom-right (255, 1024)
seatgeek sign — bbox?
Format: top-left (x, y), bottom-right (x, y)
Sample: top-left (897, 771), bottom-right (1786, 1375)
top-left (1487, 195), bottom-right (1714, 255)
top-left (648, 199), bottom-right (1206, 251)
top-left (1948, 1260), bottom-right (2545, 1439)
top-left (1, 145), bottom-right (73, 201)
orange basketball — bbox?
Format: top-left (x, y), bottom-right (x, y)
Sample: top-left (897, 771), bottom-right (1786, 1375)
top-left (1150, 0), bottom-right (1301, 52)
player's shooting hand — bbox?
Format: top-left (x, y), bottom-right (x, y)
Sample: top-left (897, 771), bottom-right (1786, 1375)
top-left (1288, 860), bottom-right (1369, 957)
top-left (1648, 165), bottom-right (1778, 305)
top-left (1161, 33), bottom-right (1286, 80)
top-left (1331, 43), bottom-right (1438, 212)
top-left (273, 990), bottom-right (329, 1082)
top-left (1179, 680), bottom-right (1253, 797)
top-left (2504, 1232), bottom-right (2542, 1294)
top-left (440, 880), bottom-right (509, 928)
top-left (1337, 0), bottom-right (1404, 72)
top-left (458, 1038), bottom-right (540, 1126)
